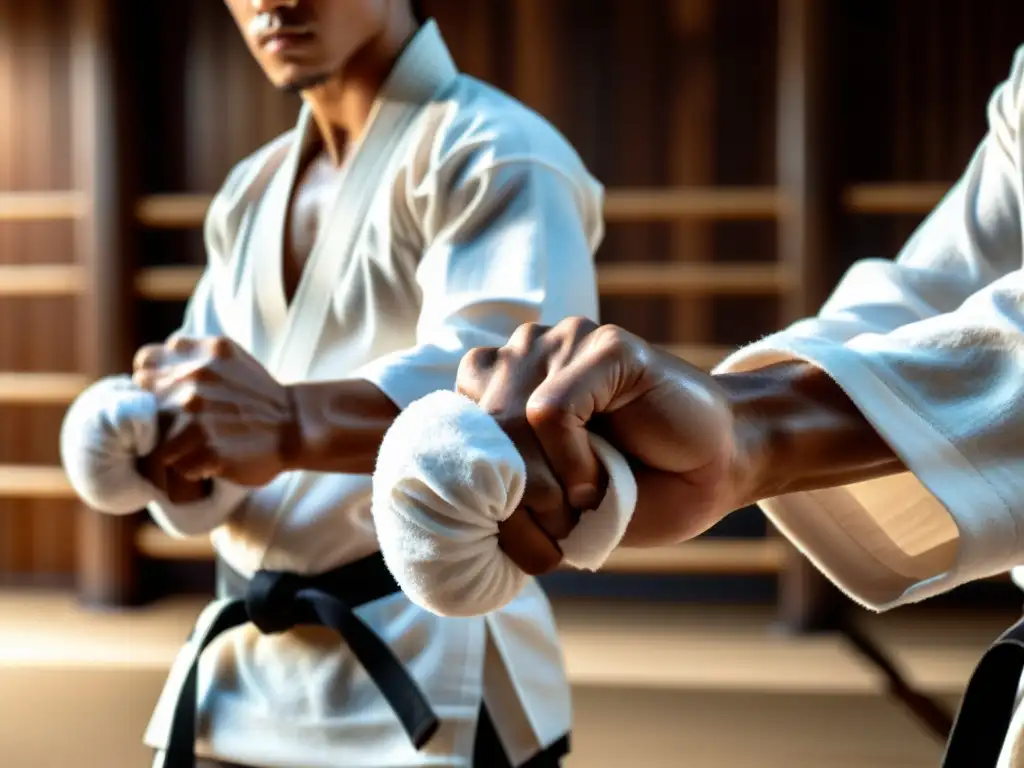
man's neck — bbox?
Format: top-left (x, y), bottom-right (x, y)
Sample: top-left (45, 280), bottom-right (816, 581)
top-left (302, 18), bottom-right (420, 166)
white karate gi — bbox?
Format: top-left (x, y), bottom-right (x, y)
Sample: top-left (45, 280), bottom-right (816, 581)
top-left (717, 44), bottom-right (1024, 765)
top-left (140, 21), bottom-right (604, 768)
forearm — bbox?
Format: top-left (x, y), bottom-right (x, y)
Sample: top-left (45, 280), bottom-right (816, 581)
top-left (719, 361), bottom-right (906, 506)
top-left (283, 379), bottom-right (401, 475)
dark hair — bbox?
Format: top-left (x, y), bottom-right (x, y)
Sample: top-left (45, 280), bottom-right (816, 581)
top-left (411, 0), bottom-right (427, 24)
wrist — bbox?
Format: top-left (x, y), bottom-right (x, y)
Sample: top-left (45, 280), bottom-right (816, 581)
top-left (276, 379), bottom-right (401, 475)
top-left (279, 384), bottom-right (306, 472)
top-left (716, 360), bottom-right (903, 505)
top-left (715, 367), bottom-right (794, 508)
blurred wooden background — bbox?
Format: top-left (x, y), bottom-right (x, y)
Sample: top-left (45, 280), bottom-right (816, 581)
top-left (0, 0), bottom-right (1022, 623)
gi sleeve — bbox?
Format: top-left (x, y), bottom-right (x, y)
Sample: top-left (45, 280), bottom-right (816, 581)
top-left (715, 46), bottom-right (1024, 610)
top-left (355, 139), bottom-right (605, 408)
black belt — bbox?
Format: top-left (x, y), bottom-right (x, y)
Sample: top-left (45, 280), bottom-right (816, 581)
top-left (161, 552), bottom-right (440, 767)
top-left (940, 614), bottom-right (1024, 767)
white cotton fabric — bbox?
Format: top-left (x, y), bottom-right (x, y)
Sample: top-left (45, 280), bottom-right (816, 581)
top-left (59, 375), bottom-right (248, 533)
top-left (372, 390), bottom-right (638, 617)
top-left (60, 375), bottom-right (161, 514)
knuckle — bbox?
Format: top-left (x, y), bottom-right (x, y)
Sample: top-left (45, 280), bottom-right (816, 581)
top-left (181, 386), bottom-right (205, 413)
top-left (590, 324), bottom-right (637, 361)
top-left (506, 322), bottom-right (546, 353)
top-left (133, 345), bottom-right (161, 371)
top-left (167, 336), bottom-right (193, 354)
top-left (210, 336), bottom-right (235, 359)
top-left (525, 397), bottom-right (571, 431)
top-left (190, 365), bottom-right (219, 383)
top-left (558, 315), bottom-right (598, 341)
top-left (132, 370), bottom-right (155, 390)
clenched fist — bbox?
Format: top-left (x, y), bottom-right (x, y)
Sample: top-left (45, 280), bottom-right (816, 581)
top-left (456, 317), bottom-right (755, 557)
top-left (132, 336), bottom-right (296, 490)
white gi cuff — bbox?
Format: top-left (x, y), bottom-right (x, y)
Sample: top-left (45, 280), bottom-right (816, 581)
top-left (60, 375), bottom-right (247, 528)
top-left (372, 389), bottom-right (638, 617)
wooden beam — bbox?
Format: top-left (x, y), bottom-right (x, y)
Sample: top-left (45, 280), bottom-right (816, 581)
top-left (0, 265), bottom-right (85, 296)
top-left (135, 194), bottom-right (210, 228)
top-left (775, 0), bottom-right (845, 634)
top-left (843, 182), bottom-right (949, 214)
top-left (0, 191), bottom-right (90, 221)
top-left (601, 539), bottom-right (787, 575)
top-left (599, 263), bottom-right (794, 296)
top-left (0, 465), bottom-right (74, 498)
top-left (135, 262), bottom-right (796, 303)
top-left (71, 0), bottom-right (140, 608)
top-left (0, 373), bottom-right (88, 404)
top-left (133, 184), bottom-right (948, 231)
top-left (605, 187), bottom-right (780, 221)
top-left (136, 188), bottom-right (785, 229)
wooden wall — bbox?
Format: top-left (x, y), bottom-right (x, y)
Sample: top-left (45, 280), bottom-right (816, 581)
top-left (2, 0), bottom-right (1023, 587)
top-left (0, 1), bottom-right (78, 584)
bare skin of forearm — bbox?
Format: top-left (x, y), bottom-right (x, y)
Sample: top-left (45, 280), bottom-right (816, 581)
top-left (721, 361), bottom-right (905, 506)
top-left (283, 379), bottom-right (400, 476)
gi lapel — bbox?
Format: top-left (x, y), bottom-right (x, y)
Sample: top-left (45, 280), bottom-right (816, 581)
top-left (264, 20), bottom-right (459, 384)
top-left (210, 133), bottom-right (295, 357)
top-left (246, 112), bottom-right (314, 364)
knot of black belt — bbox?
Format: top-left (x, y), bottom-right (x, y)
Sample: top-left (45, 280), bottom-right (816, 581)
top-left (245, 570), bottom-right (304, 634)
top-left (162, 552), bottom-right (440, 768)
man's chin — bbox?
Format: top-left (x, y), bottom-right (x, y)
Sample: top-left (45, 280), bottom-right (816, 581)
top-left (277, 70), bottom-right (333, 94)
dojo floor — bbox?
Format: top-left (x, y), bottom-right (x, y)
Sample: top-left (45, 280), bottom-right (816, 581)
top-left (0, 592), bottom-right (1000, 768)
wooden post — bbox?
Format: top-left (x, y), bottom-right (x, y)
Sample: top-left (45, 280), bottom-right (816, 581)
top-left (774, 0), bottom-right (844, 633)
top-left (667, 0), bottom-right (714, 380)
top-left (70, 0), bottom-right (140, 608)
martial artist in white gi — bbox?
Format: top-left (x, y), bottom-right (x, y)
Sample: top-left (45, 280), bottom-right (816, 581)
top-left (72, 1), bottom-right (604, 766)
top-left (446, 44), bottom-right (1024, 768)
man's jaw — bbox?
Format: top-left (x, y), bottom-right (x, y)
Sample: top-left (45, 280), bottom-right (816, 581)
top-left (279, 71), bottom-right (333, 94)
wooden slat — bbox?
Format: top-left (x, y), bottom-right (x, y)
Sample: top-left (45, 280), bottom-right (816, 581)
top-left (604, 187), bottom-right (781, 221)
top-left (134, 265), bottom-right (200, 301)
top-left (843, 182), bottom-right (949, 214)
top-left (0, 373), bottom-right (87, 404)
top-left (136, 524), bottom-right (211, 560)
top-left (135, 521), bottom-right (785, 574)
top-left (135, 194), bottom-right (209, 229)
top-left (602, 539), bottom-right (787, 575)
top-left (134, 184), bottom-right (950, 232)
top-left (0, 465), bottom-right (73, 499)
top-left (136, 262), bottom-right (796, 301)
top-left (0, 265), bottom-right (85, 296)
top-left (136, 189), bottom-right (784, 229)
top-left (597, 262), bottom-right (796, 296)
top-left (0, 191), bottom-right (89, 221)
